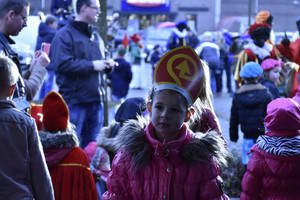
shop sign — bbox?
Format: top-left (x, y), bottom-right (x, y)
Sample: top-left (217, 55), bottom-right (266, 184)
top-left (126, 0), bottom-right (168, 7)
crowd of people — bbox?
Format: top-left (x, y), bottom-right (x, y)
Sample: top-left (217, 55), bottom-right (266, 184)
top-left (0, 0), bottom-right (300, 199)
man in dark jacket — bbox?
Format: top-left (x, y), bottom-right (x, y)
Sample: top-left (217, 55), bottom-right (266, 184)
top-left (50, 0), bottom-right (116, 148)
top-left (0, 0), bottom-right (50, 109)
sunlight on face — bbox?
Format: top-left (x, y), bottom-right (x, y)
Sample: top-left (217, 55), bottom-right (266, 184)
top-left (150, 90), bottom-right (188, 142)
top-left (269, 66), bottom-right (281, 83)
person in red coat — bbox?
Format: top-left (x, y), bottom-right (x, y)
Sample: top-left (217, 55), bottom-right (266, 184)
top-left (234, 22), bottom-right (280, 87)
top-left (240, 98), bottom-right (300, 200)
top-left (38, 91), bottom-right (98, 200)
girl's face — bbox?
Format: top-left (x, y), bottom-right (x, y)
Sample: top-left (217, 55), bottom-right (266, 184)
top-left (269, 66), bottom-right (281, 83)
top-left (148, 90), bottom-right (189, 142)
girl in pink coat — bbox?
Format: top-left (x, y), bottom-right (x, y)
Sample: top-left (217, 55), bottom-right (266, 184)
top-left (102, 46), bottom-right (229, 200)
top-left (241, 98), bottom-right (300, 200)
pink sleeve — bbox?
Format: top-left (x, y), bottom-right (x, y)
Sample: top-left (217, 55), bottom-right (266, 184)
top-left (101, 151), bottom-right (132, 200)
top-left (240, 151), bottom-right (264, 200)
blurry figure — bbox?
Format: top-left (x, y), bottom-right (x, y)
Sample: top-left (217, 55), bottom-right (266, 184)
top-left (186, 26), bottom-right (199, 49)
top-left (38, 91), bottom-right (98, 200)
top-left (84, 97), bottom-right (146, 199)
top-left (97, 97), bottom-right (147, 161)
top-left (108, 44), bottom-right (132, 102)
top-left (84, 142), bottom-right (111, 200)
top-left (0, 54), bottom-right (54, 200)
top-left (51, 0), bottom-right (73, 29)
top-left (255, 10), bottom-right (275, 44)
top-left (149, 44), bottom-right (162, 75)
top-left (259, 58), bottom-right (283, 99)
top-left (241, 98), bottom-right (300, 200)
top-left (130, 33), bottom-right (145, 89)
top-left (167, 20), bottom-right (188, 50)
top-left (36, 14), bottom-right (58, 100)
top-left (230, 62), bottom-right (272, 170)
top-left (285, 62), bottom-right (300, 99)
top-left (234, 22), bottom-right (280, 87)
top-left (215, 31), bottom-right (233, 94)
top-left (279, 18), bottom-right (300, 67)
top-left (195, 31), bottom-right (220, 94)
top-left (107, 12), bottom-right (120, 49)
top-left (35, 14), bottom-right (58, 51)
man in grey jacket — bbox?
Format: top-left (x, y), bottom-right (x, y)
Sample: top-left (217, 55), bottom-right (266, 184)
top-left (0, 0), bottom-right (50, 110)
top-left (0, 54), bottom-right (54, 200)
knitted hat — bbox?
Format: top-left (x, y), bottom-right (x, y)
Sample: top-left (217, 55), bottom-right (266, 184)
top-left (249, 22), bottom-right (271, 39)
top-left (261, 59), bottom-right (284, 71)
top-left (130, 33), bottom-right (142, 43)
top-left (265, 98), bottom-right (300, 137)
top-left (42, 91), bottom-right (69, 132)
top-left (255, 10), bottom-right (270, 23)
top-left (239, 62), bottom-right (263, 78)
top-left (153, 46), bottom-right (204, 105)
top-left (115, 97), bottom-right (146, 123)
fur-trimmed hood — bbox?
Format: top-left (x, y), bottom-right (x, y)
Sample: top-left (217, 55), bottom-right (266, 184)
top-left (235, 82), bottom-right (266, 94)
top-left (39, 123), bottom-right (79, 149)
top-left (116, 119), bottom-right (229, 170)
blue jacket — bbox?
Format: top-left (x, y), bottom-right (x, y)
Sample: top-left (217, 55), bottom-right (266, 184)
top-left (35, 22), bottom-right (57, 51)
top-left (0, 100), bottom-right (54, 200)
top-left (108, 57), bottom-right (132, 99)
top-left (51, 19), bottom-right (106, 104)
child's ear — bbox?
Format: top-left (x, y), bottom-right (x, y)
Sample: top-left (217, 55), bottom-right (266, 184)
top-left (8, 84), bottom-right (16, 97)
top-left (147, 102), bottom-right (152, 116)
top-left (184, 108), bottom-right (195, 122)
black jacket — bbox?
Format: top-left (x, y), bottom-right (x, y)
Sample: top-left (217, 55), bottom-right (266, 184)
top-left (0, 33), bottom-right (25, 98)
top-left (230, 83), bottom-right (272, 142)
top-left (259, 78), bottom-right (281, 100)
top-left (51, 20), bottom-right (105, 104)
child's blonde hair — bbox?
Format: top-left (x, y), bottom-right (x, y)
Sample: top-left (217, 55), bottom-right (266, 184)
top-left (285, 62), bottom-right (300, 97)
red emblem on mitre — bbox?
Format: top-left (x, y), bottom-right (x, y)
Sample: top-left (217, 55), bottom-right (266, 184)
top-left (153, 46), bottom-right (203, 105)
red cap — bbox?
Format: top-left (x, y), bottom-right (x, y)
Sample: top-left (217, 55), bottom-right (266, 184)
top-left (130, 33), bottom-right (142, 43)
top-left (122, 33), bottom-right (130, 48)
top-left (43, 91), bottom-right (69, 132)
top-left (248, 22), bottom-right (271, 36)
top-left (153, 46), bottom-right (204, 105)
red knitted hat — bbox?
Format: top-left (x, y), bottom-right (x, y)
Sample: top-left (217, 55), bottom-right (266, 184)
top-left (42, 91), bottom-right (69, 132)
top-left (130, 33), bottom-right (142, 43)
top-left (248, 22), bottom-right (271, 36)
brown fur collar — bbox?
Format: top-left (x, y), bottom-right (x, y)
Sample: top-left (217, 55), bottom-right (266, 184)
top-left (235, 83), bottom-right (266, 94)
top-left (115, 118), bottom-right (229, 170)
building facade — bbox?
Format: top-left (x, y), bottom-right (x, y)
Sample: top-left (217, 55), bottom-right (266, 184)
top-left (30, 0), bottom-right (300, 34)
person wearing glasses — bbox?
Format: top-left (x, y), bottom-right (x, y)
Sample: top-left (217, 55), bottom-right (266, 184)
top-left (50, 0), bottom-right (117, 149)
top-left (0, 0), bottom-right (50, 110)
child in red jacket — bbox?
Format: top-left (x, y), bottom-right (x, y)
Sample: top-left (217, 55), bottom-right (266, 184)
top-left (241, 98), bottom-right (300, 200)
top-left (102, 46), bottom-right (229, 200)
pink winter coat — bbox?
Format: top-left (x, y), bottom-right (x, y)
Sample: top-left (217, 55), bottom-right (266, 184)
top-left (102, 121), bottom-right (229, 200)
top-left (241, 98), bottom-right (300, 200)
